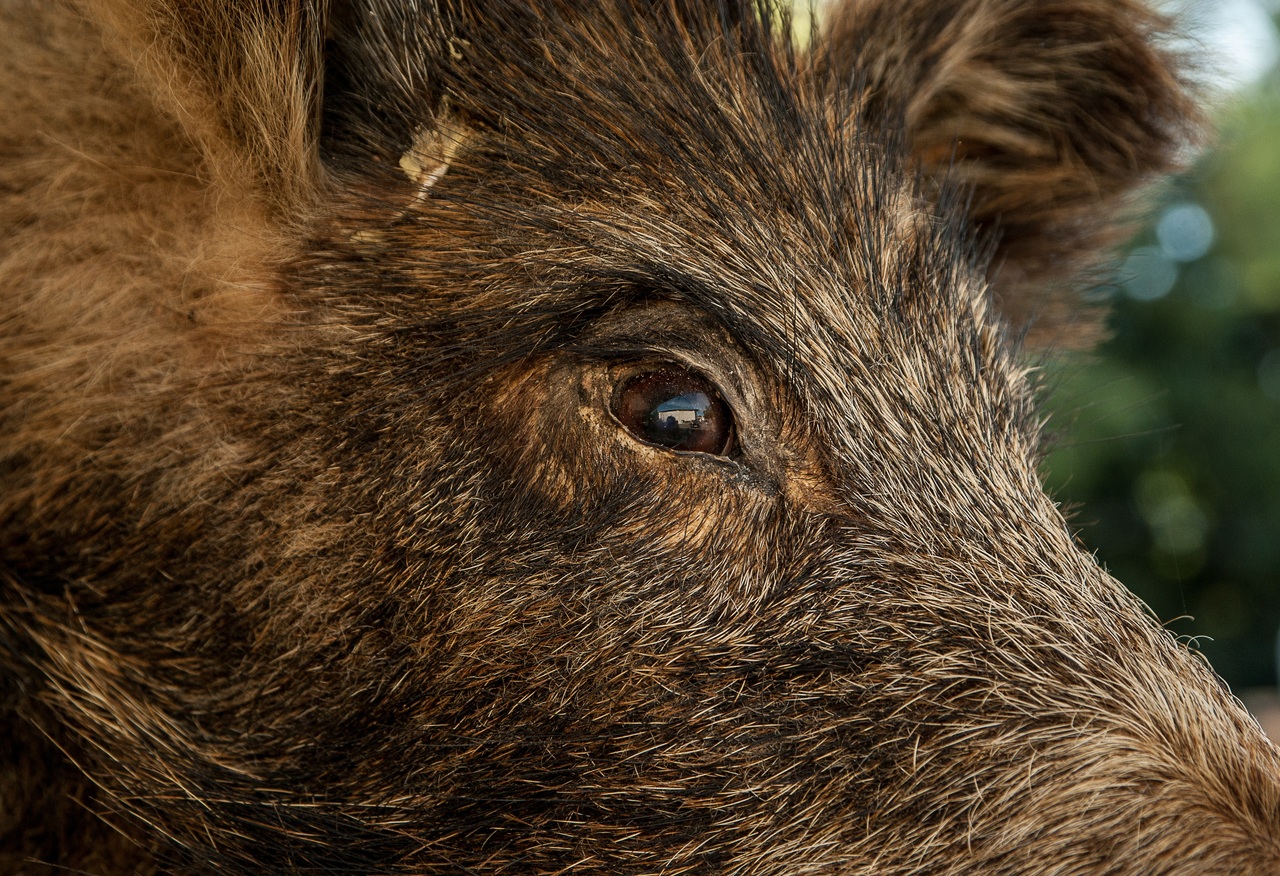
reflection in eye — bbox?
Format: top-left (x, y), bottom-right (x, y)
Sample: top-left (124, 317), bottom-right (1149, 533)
top-left (612, 368), bottom-right (734, 455)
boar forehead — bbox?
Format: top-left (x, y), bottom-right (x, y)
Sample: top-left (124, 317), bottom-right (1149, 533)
top-left (333, 3), bottom-right (1038, 511)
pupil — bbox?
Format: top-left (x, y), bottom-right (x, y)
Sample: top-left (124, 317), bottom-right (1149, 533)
top-left (645, 390), bottom-right (714, 448)
top-left (613, 369), bottom-right (733, 455)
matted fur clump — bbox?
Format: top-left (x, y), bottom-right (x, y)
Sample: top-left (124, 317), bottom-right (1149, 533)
top-left (1, 0), bottom-right (1277, 873)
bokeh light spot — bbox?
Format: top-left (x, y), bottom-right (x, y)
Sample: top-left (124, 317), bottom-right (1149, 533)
top-left (1122, 246), bottom-right (1180, 301)
top-left (1157, 202), bottom-right (1216, 263)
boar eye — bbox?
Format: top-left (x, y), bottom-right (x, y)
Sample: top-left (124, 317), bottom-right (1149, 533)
top-left (612, 368), bottom-right (735, 456)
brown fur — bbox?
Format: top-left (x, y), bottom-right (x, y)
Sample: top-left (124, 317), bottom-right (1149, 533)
top-left (1, 1), bottom-right (1275, 873)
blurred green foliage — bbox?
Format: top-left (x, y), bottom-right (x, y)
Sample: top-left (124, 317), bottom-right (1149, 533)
top-left (1041, 48), bottom-right (1280, 691)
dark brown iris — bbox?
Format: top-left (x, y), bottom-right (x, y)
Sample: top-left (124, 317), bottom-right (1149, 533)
top-left (612, 368), bottom-right (734, 455)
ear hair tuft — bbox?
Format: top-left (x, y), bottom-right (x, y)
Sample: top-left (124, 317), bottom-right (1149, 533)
top-left (816, 0), bottom-right (1206, 347)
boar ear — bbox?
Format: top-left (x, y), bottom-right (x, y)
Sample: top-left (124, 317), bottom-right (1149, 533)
top-left (816, 0), bottom-right (1203, 347)
top-left (87, 0), bottom-right (327, 212)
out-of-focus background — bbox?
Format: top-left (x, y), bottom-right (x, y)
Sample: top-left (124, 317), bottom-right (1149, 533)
top-left (1038, 0), bottom-right (1280, 727)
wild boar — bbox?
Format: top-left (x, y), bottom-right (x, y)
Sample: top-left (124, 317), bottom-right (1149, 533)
top-left (2, 0), bottom-right (1278, 873)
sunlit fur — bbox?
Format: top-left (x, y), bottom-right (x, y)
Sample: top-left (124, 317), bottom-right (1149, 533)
top-left (2, 1), bottom-right (1276, 873)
